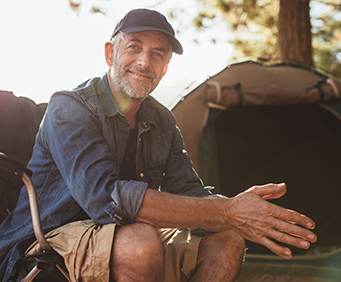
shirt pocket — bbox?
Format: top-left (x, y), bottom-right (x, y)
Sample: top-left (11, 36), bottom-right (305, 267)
top-left (148, 164), bottom-right (166, 190)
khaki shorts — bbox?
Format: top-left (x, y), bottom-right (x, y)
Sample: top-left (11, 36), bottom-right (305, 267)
top-left (25, 219), bottom-right (203, 282)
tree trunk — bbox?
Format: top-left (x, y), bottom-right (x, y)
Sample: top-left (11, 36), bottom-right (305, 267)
top-left (276, 0), bottom-right (313, 66)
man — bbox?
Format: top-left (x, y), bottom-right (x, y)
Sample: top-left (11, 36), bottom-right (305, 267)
top-left (0, 8), bottom-right (316, 282)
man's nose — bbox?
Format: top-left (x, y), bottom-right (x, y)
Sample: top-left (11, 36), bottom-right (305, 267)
top-left (136, 51), bottom-right (151, 68)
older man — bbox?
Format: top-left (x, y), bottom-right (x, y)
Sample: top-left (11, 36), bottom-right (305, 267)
top-left (0, 8), bottom-right (316, 282)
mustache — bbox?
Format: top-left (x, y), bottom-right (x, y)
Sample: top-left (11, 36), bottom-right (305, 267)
top-left (125, 66), bottom-right (157, 80)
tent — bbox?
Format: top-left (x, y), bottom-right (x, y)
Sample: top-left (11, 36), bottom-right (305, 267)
top-left (172, 61), bottom-right (341, 281)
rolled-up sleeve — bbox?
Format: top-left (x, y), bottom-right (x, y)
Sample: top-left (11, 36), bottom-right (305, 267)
top-left (105, 180), bottom-right (148, 225)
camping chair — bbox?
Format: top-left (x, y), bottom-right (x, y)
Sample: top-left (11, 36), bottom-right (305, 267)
top-left (0, 153), bottom-right (70, 282)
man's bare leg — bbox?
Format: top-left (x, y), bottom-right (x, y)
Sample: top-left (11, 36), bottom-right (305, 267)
top-left (190, 230), bottom-right (245, 282)
top-left (110, 222), bottom-right (164, 282)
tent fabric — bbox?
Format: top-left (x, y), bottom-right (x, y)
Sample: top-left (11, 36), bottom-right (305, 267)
top-left (172, 61), bottom-right (341, 173)
top-left (197, 108), bottom-right (222, 194)
top-left (172, 61), bottom-right (341, 280)
top-left (238, 247), bottom-right (341, 282)
top-left (204, 69), bottom-right (340, 107)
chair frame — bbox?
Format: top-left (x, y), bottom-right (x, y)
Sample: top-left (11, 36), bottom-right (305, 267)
top-left (0, 154), bottom-right (70, 282)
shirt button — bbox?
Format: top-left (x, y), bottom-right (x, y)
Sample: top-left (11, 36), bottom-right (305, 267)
top-left (121, 125), bottom-right (126, 130)
top-left (163, 172), bottom-right (166, 177)
top-left (140, 172), bottom-right (144, 178)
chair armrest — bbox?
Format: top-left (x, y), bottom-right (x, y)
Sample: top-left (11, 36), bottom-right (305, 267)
top-left (22, 173), bottom-right (52, 251)
top-left (0, 153), bottom-right (52, 251)
top-left (0, 153), bottom-right (32, 196)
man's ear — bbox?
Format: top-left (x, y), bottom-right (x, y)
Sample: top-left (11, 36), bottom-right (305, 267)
top-left (161, 62), bottom-right (170, 79)
top-left (105, 42), bottom-right (114, 67)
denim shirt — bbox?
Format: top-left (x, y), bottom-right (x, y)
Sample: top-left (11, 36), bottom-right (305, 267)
top-left (0, 75), bottom-right (210, 281)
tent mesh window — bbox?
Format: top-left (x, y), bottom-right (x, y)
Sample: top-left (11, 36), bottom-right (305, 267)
top-left (199, 103), bottom-right (341, 255)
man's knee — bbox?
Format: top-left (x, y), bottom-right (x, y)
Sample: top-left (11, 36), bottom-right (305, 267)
top-left (213, 230), bottom-right (245, 250)
top-left (111, 223), bottom-right (164, 281)
top-left (192, 231), bottom-right (245, 281)
top-left (198, 230), bottom-right (246, 266)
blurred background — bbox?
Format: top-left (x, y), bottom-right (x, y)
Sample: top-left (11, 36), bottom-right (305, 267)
top-left (0, 0), bottom-right (340, 107)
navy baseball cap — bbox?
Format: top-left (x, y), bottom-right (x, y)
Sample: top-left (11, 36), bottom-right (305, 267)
top-left (111, 8), bottom-right (183, 55)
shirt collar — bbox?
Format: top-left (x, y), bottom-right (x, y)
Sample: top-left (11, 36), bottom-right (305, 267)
top-left (96, 73), bottom-right (158, 128)
top-left (95, 74), bottom-right (120, 117)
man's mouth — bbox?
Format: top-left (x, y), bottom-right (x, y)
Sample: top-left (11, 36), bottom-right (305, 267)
top-left (127, 67), bottom-right (155, 81)
top-left (129, 70), bottom-right (152, 79)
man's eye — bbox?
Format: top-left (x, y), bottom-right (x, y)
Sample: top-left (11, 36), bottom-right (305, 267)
top-left (129, 45), bottom-right (139, 50)
top-left (153, 52), bottom-right (163, 58)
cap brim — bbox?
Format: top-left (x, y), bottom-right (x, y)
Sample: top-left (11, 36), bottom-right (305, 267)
top-left (120, 26), bottom-right (183, 55)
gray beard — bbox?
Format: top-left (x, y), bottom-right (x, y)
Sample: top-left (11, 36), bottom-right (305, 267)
top-left (112, 62), bottom-right (159, 101)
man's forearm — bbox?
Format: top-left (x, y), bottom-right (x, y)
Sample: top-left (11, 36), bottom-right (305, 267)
top-left (134, 188), bottom-right (230, 231)
top-left (134, 184), bottom-right (318, 259)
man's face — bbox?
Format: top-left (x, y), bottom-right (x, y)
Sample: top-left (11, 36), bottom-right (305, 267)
top-left (109, 31), bottom-right (172, 101)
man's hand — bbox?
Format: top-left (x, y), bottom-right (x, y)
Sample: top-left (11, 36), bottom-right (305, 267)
top-left (224, 183), bottom-right (317, 259)
top-left (136, 183), bottom-right (316, 259)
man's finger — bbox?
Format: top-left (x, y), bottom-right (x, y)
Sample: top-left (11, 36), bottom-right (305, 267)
top-left (257, 236), bottom-right (293, 259)
top-left (246, 183), bottom-right (287, 200)
top-left (262, 213), bottom-right (317, 244)
top-left (266, 227), bottom-right (312, 249)
top-left (271, 205), bottom-right (316, 231)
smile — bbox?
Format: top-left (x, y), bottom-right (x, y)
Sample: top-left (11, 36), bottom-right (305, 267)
top-left (128, 70), bottom-right (153, 81)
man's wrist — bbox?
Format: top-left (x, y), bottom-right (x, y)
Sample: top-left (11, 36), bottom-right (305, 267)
top-left (198, 195), bottom-right (231, 232)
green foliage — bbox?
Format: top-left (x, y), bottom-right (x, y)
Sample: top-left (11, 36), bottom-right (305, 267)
top-left (195, 0), bottom-right (341, 77)
top-left (195, 0), bottom-right (277, 62)
top-left (312, 7), bottom-right (341, 75)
